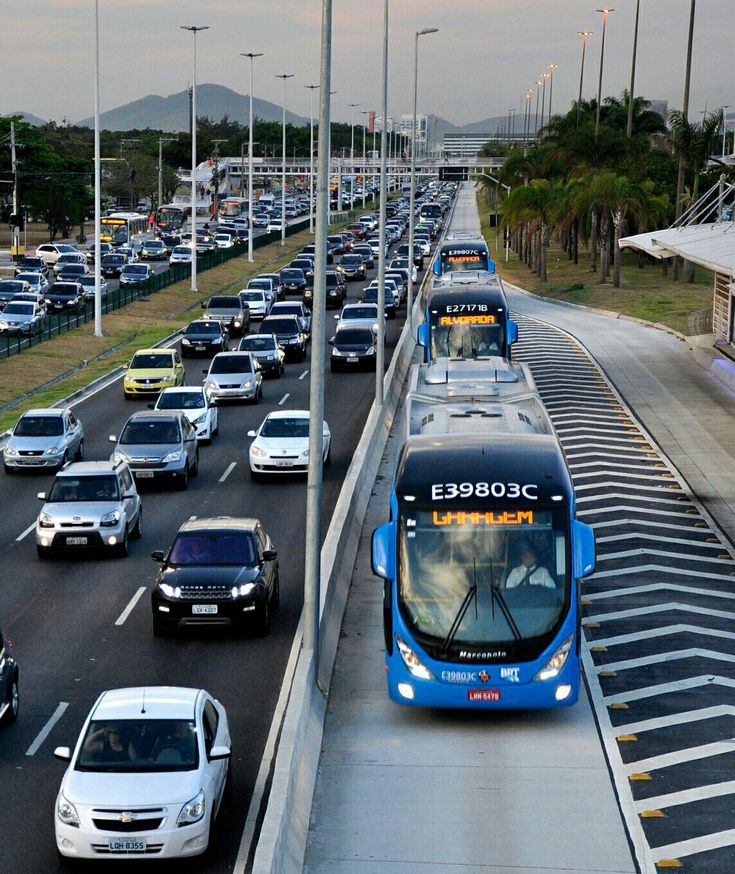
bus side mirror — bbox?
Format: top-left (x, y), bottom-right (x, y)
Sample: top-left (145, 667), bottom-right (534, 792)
top-left (416, 322), bottom-right (428, 348)
top-left (573, 520), bottom-right (596, 578)
top-left (371, 522), bottom-right (395, 580)
top-left (487, 257), bottom-right (496, 274)
top-left (432, 256), bottom-right (440, 276)
top-left (507, 319), bottom-right (518, 346)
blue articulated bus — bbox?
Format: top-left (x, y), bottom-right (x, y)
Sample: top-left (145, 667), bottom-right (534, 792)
top-left (371, 433), bottom-right (596, 709)
top-left (417, 285), bottom-right (518, 363)
top-left (433, 239), bottom-right (494, 276)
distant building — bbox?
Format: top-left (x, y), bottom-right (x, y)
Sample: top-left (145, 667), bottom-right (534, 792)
top-left (648, 99), bottom-right (668, 122)
top-left (374, 116), bottom-right (394, 134)
top-left (398, 114), bottom-right (428, 143)
top-left (442, 132), bottom-right (491, 158)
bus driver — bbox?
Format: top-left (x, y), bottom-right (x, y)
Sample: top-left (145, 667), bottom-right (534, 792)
top-left (504, 543), bottom-right (555, 589)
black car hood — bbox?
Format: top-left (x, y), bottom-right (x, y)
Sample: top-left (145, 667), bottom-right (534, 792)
top-left (185, 331), bottom-right (224, 342)
top-left (159, 565), bottom-right (261, 587)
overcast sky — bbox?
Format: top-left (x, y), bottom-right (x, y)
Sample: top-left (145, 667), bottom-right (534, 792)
top-left (4, 0), bottom-right (732, 128)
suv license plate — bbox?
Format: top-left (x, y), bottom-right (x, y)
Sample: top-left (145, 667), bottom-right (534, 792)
top-left (192, 604), bottom-right (218, 615)
top-left (109, 838), bottom-right (146, 852)
top-left (66, 536), bottom-right (88, 546)
top-left (135, 471), bottom-right (154, 478)
top-left (468, 689), bottom-right (501, 702)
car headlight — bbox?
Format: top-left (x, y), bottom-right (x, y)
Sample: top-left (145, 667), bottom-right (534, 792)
top-left (231, 583), bottom-right (256, 598)
top-left (162, 449), bottom-right (182, 463)
top-left (4, 446), bottom-right (18, 457)
top-left (38, 511), bottom-right (55, 529)
top-left (204, 379), bottom-right (218, 392)
top-left (162, 374), bottom-right (176, 383)
top-left (57, 794), bottom-right (80, 828)
top-left (181, 338), bottom-right (191, 346)
top-left (301, 448), bottom-right (309, 457)
top-left (395, 635), bottom-right (434, 680)
top-left (100, 510), bottom-right (121, 528)
top-left (366, 347), bottom-right (375, 355)
top-left (192, 413), bottom-right (207, 425)
top-left (250, 445), bottom-right (267, 458)
top-left (233, 319), bottom-right (242, 327)
top-left (111, 450), bottom-right (130, 464)
top-left (177, 790), bottom-right (205, 826)
top-left (160, 582), bottom-right (182, 598)
top-left (266, 354), bottom-right (276, 361)
top-left (46, 445), bottom-right (62, 456)
top-left (534, 635), bottom-right (574, 681)
top-left (242, 378), bottom-right (253, 389)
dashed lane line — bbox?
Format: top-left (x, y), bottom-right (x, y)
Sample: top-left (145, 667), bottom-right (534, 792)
top-left (114, 587), bottom-right (147, 626)
top-left (219, 462), bottom-right (237, 483)
top-left (25, 702), bottom-right (69, 756)
top-left (15, 522), bottom-right (35, 542)
top-left (278, 393), bottom-right (290, 405)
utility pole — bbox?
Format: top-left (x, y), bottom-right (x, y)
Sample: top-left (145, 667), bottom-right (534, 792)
top-left (158, 137), bottom-right (177, 214)
top-left (626, 0), bottom-right (641, 137)
top-left (10, 121), bottom-right (19, 261)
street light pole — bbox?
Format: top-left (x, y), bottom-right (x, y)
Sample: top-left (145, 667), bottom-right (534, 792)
top-left (181, 25), bottom-right (209, 293)
top-left (626, 0), bottom-right (641, 137)
top-left (303, 0), bottom-right (333, 661)
top-left (157, 137), bottom-right (177, 217)
top-left (675, 0), bottom-right (696, 224)
top-left (241, 52), bottom-right (263, 263)
top-left (577, 31), bottom-right (593, 127)
top-left (376, 0), bottom-right (389, 406)
top-left (546, 64), bottom-right (558, 125)
top-left (276, 73), bottom-right (294, 245)
top-left (722, 105), bottom-right (730, 160)
top-left (408, 26), bottom-right (438, 332)
top-left (534, 81), bottom-right (542, 136)
top-left (94, 0), bottom-right (102, 336)
top-left (305, 84), bottom-right (319, 233)
top-left (540, 73), bottom-right (550, 131)
top-left (595, 9), bottom-right (614, 137)
top-left (361, 110), bottom-right (369, 208)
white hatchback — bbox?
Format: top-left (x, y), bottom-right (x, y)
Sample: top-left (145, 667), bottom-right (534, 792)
top-left (152, 386), bottom-right (219, 442)
top-left (248, 410), bottom-right (331, 479)
top-left (54, 686), bottom-right (231, 861)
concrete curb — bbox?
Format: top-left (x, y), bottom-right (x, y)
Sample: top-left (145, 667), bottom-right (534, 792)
top-left (251, 273), bottom-right (430, 874)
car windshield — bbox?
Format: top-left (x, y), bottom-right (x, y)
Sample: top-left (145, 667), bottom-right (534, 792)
top-left (240, 291), bottom-right (264, 302)
top-left (207, 297), bottom-right (239, 310)
top-left (16, 415), bottom-right (63, 437)
top-left (280, 270), bottom-right (304, 281)
top-left (248, 280), bottom-right (270, 290)
top-left (50, 286), bottom-right (78, 297)
top-left (186, 321), bottom-right (219, 335)
top-left (48, 475), bottom-right (119, 502)
top-left (102, 255), bottom-right (125, 264)
top-left (343, 307), bottom-right (377, 320)
top-left (124, 265), bottom-right (148, 275)
top-left (169, 531), bottom-right (257, 566)
top-left (0, 282), bottom-right (24, 294)
top-left (336, 329), bottom-right (373, 345)
top-left (240, 337), bottom-right (274, 351)
top-left (145, 242), bottom-right (163, 250)
top-left (173, 247), bottom-right (190, 255)
top-left (262, 318), bottom-right (298, 334)
top-left (3, 303), bottom-right (33, 315)
top-left (261, 416), bottom-right (309, 438)
top-left (341, 256), bottom-right (362, 266)
top-left (130, 353), bottom-right (174, 370)
top-left (119, 420), bottom-right (181, 445)
top-left (210, 354), bottom-right (252, 374)
top-left (76, 718), bottom-right (198, 773)
top-left (15, 274), bottom-right (40, 283)
top-left (157, 391), bottom-right (204, 410)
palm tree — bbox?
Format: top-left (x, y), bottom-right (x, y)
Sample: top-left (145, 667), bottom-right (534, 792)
top-left (666, 108), bottom-right (725, 204)
top-left (604, 91), bottom-right (667, 137)
top-left (503, 179), bottom-right (560, 282)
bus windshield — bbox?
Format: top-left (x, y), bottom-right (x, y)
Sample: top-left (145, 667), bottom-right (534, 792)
top-left (100, 220), bottom-right (127, 245)
top-left (440, 247), bottom-right (491, 273)
top-left (397, 506), bottom-right (569, 660)
top-left (429, 313), bottom-right (506, 359)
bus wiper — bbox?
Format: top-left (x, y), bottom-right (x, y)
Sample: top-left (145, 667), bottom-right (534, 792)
top-left (489, 579), bottom-right (522, 642)
top-left (440, 558), bottom-right (478, 654)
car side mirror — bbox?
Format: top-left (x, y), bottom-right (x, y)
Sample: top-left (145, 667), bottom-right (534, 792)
top-left (262, 548), bottom-right (278, 561)
top-left (371, 522), bottom-right (395, 580)
top-left (201, 302), bottom-right (206, 309)
top-left (54, 746), bottom-right (72, 762)
top-left (247, 429), bottom-right (256, 437)
top-left (208, 745), bottom-right (231, 762)
top-left (150, 550), bottom-right (166, 562)
top-left (108, 434), bottom-right (117, 443)
top-left (37, 492), bottom-right (46, 501)
top-left (202, 369), bottom-right (208, 375)
top-left (333, 314), bottom-right (339, 320)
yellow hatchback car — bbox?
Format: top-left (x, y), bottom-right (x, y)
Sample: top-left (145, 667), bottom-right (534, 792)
top-left (123, 348), bottom-right (185, 400)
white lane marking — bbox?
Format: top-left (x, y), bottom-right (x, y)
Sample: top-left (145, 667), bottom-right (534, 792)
top-left (299, 370), bottom-right (309, 380)
top-left (114, 587), bottom-right (147, 626)
top-left (16, 522), bottom-right (36, 542)
top-left (278, 393), bottom-right (290, 406)
top-left (219, 462), bottom-right (237, 483)
top-left (233, 617), bottom-right (304, 873)
top-left (25, 702), bottom-right (69, 756)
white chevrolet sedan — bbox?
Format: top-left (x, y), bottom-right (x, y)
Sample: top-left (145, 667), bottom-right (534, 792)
top-left (152, 386), bottom-right (219, 443)
top-left (54, 686), bottom-right (231, 861)
top-left (248, 410), bottom-right (331, 479)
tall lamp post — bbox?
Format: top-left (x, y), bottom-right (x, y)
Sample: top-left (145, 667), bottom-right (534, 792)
top-left (534, 80), bottom-right (542, 136)
top-left (595, 9), bottom-right (614, 137)
top-left (577, 31), bottom-right (593, 127)
top-left (305, 84), bottom-right (319, 233)
top-left (157, 137), bottom-right (177, 216)
top-left (376, 0), bottom-right (389, 406)
top-left (540, 73), bottom-right (550, 131)
top-left (360, 110), bottom-right (369, 208)
top-left (181, 24), bottom-right (209, 293)
top-left (546, 63), bottom-right (558, 125)
top-left (241, 52), bottom-right (262, 262)
top-left (722, 105), bottom-right (730, 160)
top-left (626, 0), bottom-right (641, 137)
top-left (93, 0), bottom-right (102, 336)
top-left (408, 26), bottom-right (438, 329)
top-left (276, 73), bottom-right (294, 245)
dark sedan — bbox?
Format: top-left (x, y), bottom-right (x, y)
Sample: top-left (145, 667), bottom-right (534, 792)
top-left (180, 319), bottom-right (230, 357)
top-left (101, 253), bottom-right (129, 277)
top-left (45, 282), bottom-right (84, 313)
top-left (279, 267), bottom-right (307, 295)
top-left (150, 517), bottom-right (279, 636)
top-left (0, 626), bottom-right (19, 724)
top-left (329, 326), bottom-right (377, 372)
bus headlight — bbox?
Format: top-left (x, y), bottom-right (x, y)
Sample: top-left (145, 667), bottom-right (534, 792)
top-left (395, 635), bottom-right (434, 681)
top-left (533, 635), bottom-right (574, 681)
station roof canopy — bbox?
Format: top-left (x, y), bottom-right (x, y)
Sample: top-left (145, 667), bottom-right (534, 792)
top-left (619, 222), bottom-right (735, 278)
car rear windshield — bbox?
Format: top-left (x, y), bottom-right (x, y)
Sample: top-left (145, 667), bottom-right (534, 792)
top-left (119, 420), bottom-right (181, 445)
top-left (157, 391), bottom-right (204, 410)
top-left (76, 719), bottom-right (198, 772)
top-left (48, 475), bottom-right (119, 502)
top-left (210, 354), bottom-right (252, 374)
top-left (172, 246), bottom-right (190, 255)
top-left (16, 415), bottom-right (63, 437)
top-left (336, 329), bottom-right (373, 344)
top-left (343, 306), bottom-right (377, 319)
top-left (261, 417), bottom-right (309, 438)
top-left (185, 321), bottom-right (219, 334)
top-left (130, 353), bottom-right (173, 369)
top-left (207, 296), bottom-right (240, 309)
top-left (262, 318), bottom-right (298, 334)
top-left (169, 531), bottom-right (257, 566)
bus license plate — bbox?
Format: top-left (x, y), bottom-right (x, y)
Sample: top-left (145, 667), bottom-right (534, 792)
top-left (468, 689), bottom-right (500, 702)
top-left (66, 536), bottom-right (88, 546)
top-left (109, 838), bottom-right (146, 852)
top-left (192, 604), bottom-right (217, 615)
